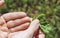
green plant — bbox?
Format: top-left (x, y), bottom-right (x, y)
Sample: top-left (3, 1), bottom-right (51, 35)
top-left (37, 13), bottom-right (59, 38)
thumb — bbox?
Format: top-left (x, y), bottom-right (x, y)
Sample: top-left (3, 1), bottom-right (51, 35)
top-left (26, 19), bottom-right (40, 35)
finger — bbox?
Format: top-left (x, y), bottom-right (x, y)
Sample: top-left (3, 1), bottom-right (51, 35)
top-left (33, 29), bottom-right (45, 38)
top-left (38, 30), bottom-right (45, 38)
top-left (2, 12), bottom-right (26, 21)
top-left (7, 17), bottom-right (31, 28)
top-left (9, 22), bottom-right (30, 32)
top-left (0, 0), bottom-right (4, 7)
top-left (33, 29), bottom-right (39, 38)
top-left (39, 33), bottom-right (45, 38)
top-left (26, 19), bottom-right (39, 35)
top-left (27, 19), bottom-right (39, 32)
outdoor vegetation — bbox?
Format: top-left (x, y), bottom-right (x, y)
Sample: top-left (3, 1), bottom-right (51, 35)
top-left (0, 0), bottom-right (60, 38)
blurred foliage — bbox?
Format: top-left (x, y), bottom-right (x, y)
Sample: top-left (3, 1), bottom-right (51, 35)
top-left (0, 0), bottom-right (60, 38)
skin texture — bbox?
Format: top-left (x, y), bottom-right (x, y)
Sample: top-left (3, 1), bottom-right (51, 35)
top-left (0, 0), bottom-right (4, 8)
top-left (0, 12), bottom-right (31, 38)
top-left (8, 19), bottom-right (39, 38)
top-left (0, 12), bottom-right (45, 38)
top-left (0, 12), bottom-right (44, 38)
top-left (0, 0), bottom-right (45, 38)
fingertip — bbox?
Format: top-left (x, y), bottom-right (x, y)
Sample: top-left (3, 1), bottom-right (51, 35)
top-left (18, 12), bottom-right (27, 16)
top-left (26, 19), bottom-right (40, 34)
top-left (17, 12), bottom-right (27, 17)
top-left (23, 17), bottom-right (32, 22)
top-left (34, 19), bottom-right (39, 23)
top-left (31, 19), bottom-right (39, 25)
top-left (30, 18), bottom-right (32, 22)
top-left (39, 33), bottom-right (45, 38)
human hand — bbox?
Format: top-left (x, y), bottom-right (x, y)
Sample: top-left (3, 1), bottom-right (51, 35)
top-left (0, 12), bottom-right (45, 38)
top-left (0, 12), bottom-right (31, 38)
top-left (8, 19), bottom-right (45, 38)
top-left (8, 19), bottom-right (39, 38)
top-left (0, 0), bottom-right (4, 7)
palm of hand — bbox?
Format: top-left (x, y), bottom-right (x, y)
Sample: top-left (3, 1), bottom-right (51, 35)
top-left (9, 31), bottom-right (31, 38)
top-left (0, 28), bottom-right (8, 38)
top-left (0, 12), bottom-right (45, 38)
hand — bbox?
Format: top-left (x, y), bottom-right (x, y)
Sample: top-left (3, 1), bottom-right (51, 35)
top-left (0, 0), bottom-right (4, 7)
top-left (0, 12), bottom-right (31, 38)
top-left (0, 12), bottom-right (45, 38)
top-left (8, 19), bottom-right (40, 38)
top-left (8, 19), bottom-right (45, 38)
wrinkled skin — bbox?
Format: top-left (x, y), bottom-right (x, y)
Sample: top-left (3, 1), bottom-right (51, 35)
top-left (0, 0), bottom-right (45, 38)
